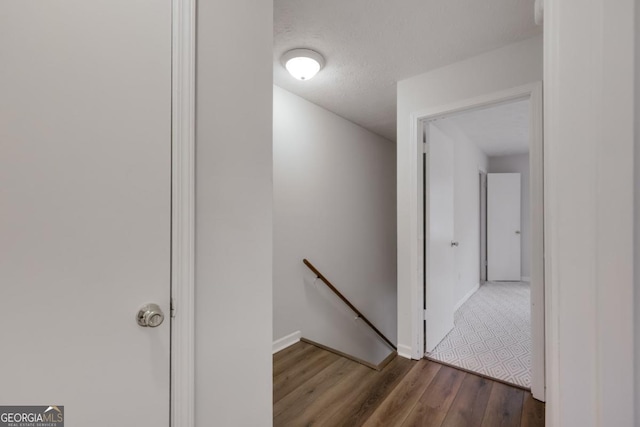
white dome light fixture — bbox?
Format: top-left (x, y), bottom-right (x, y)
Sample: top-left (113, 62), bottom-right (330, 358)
top-left (281, 48), bottom-right (325, 81)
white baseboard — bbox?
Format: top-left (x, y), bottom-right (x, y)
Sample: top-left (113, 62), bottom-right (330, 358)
top-left (272, 330), bottom-right (301, 354)
top-left (521, 276), bottom-right (531, 282)
top-left (454, 283), bottom-right (480, 312)
top-left (397, 344), bottom-right (414, 360)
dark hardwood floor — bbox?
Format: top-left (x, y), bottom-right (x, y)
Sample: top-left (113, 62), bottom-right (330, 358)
top-left (273, 342), bottom-right (545, 427)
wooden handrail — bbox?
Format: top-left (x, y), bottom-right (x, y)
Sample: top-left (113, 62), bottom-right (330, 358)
top-left (303, 259), bottom-right (397, 351)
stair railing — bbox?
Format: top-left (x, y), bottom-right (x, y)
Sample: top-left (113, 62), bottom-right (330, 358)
top-left (303, 258), bottom-right (397, 351)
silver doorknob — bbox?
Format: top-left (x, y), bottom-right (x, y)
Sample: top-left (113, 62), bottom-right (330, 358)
top-left (137, 304), bottom-right (165, 327)
top-left (451, 241), bottom-right (459, 247)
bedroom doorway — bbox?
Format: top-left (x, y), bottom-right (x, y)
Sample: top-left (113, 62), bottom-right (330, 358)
top-left (418, 84), bottom-right (545, 400)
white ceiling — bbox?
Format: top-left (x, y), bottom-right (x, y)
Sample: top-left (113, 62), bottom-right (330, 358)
top-left (437, 99), bottom-right (530, 156)
top-left (274, 0), bottom-right (541, 142)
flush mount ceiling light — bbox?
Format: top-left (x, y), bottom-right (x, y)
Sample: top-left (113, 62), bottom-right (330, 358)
top-left (281, 48), bottom-right (325, 81)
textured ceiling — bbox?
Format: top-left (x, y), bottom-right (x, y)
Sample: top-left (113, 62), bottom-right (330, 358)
top-left (274, 0), bottom-right (541, 141)
top-left (438, 99), bottom-right (530, 156)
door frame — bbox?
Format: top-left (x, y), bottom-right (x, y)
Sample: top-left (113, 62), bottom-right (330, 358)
top-left (171, 0), bottom-right (196, 425)
top-left (478, 169), bottom-right (487, 284)
top-left (409, 82), bottom-right (545, 400)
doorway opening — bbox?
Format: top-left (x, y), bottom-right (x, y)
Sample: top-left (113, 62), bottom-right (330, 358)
top-left (416, 84), bottom-right (545, 400)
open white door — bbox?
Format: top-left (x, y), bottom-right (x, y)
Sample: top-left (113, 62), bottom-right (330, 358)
top-left (0, 0), bottom-right (171, 424)
top-left (487, 173), bottom-right (522, 281)
top-left (425, 123), bottom-right (455, 352)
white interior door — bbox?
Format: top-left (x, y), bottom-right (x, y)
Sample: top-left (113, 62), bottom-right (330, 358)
top-left (487, 173), bottom-right (522, 281)
top-left (425, 123), bottom-right (455, 352)
top-left (0, 0), bottom-right (171, 424)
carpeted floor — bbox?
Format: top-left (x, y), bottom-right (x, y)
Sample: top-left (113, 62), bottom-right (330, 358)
top-left (427, 281), bottom-right (531, 388)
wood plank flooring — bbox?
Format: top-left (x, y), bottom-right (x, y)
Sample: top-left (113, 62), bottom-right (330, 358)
top-left (274, 342), bottom-right (544, 427)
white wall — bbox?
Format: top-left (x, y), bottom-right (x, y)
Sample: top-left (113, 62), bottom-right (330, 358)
top-left (396, 35), bottom-right (543, 358)
top-left (196, 1), bottom-right (273, 425)
top-left (544, 0), bottom-right (635, 425)
top-left (273, 86), bottom-right (396, 365)
top-left (432, 121), bottom-right (488, 305)
top-left (489, 153), bottom-right (531, 279)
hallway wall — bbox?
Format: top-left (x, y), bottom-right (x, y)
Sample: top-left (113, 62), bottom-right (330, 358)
top-left (544, 0), bottom-right (636, 424)
top-left (196, 0), bottom-right (273, 424)
top-left (273, 86), bottom-right (397, 365)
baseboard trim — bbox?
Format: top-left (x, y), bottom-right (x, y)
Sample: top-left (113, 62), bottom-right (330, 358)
top-left (397, 344), bottom-right (414, 360)
top-left (301, 338), bottom-right (396, 371)
top-left (454, 283), bottom-right (480, 312)
top-left (521, 276), bottom-right (531, 282)
top-left (376, 350), bottom-right (398, 371)
top-left (272, 330), bottom-right (301, 354)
